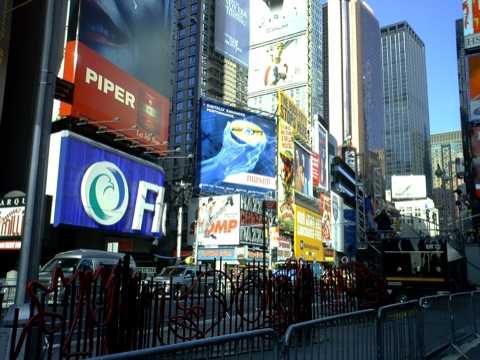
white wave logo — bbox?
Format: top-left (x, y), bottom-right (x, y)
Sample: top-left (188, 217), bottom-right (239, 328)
top-left (81, 162), bottom-right (129, 225)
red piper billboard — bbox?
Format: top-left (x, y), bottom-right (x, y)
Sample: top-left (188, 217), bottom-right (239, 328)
top-left (60, 1), bottom-right (173, 152)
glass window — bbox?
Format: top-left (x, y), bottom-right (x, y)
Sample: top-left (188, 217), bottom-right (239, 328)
top-left (177, 102), bottom-right (184, 111)
top-left (189, 55), bottom-right (196, 66)
top-left (175, 135), bottom-right (182, 145)
top-left (41, 258), bottom-right (79, 273)
top-left (188, 77), bottom-right (196, 87)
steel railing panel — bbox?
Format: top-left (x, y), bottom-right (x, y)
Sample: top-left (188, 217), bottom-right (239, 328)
top-left (419, 294), bottom-right (450, 356)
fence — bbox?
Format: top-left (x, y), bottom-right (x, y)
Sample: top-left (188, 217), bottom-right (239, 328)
top-left (2, 258), bottom-right (388, 359)
top-left (92, 291), bottom-right (480, 360)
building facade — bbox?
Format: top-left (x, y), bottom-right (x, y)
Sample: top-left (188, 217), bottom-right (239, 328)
top-left (430, 131), bottom-right (464, 229)
top-left (381, 22), bottom-right (432, 193)
top-left (165, 0), bottom-right (249, 185)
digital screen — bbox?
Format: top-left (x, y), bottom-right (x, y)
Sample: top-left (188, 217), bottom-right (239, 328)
top-left (214, 0), bottom-right (250, 66)
top-left (198, 101), bottom-right (276, 195)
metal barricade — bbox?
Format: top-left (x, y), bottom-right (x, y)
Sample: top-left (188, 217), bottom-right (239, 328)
top-left (472, 291), bottom-right (480, 335)
top-left (419, 294), bottom-right (450, 357)
top-left (377, 301), bottom-right (423, 360)
top-left (450, 292), bottom-right (475, 345)
top-left (283, 309), bottom-right (377, 360)
top-left (90, 328), bottom-right (278, 360)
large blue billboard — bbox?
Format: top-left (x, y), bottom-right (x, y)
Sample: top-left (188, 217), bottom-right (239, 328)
top-left (198, 100), bottom-right (276, 196)
top-left (48, 131), bottom-right (165, 237)
top-left (214, 0), bottom-right (249, 67)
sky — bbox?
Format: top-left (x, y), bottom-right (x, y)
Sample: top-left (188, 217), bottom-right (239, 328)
top-left (366, 0), bottom-right (463, 135)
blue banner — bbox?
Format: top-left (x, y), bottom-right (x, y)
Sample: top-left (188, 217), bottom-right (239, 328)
top-left (51, 132), bottom-right (165, 237)
top-left (344, 206), bottom-right (357, 257)
top-left (214, 0), bottom-right (249, 67)
top-left (198, 100), bottom-right (276, 196)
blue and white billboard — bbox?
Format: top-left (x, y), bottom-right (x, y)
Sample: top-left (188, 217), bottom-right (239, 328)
top-left (47, 131), bottom-right (165, 237)
top-left (198, 100), bottom-right (276, 196)
top-left (214, 0), bottom-right (249, 67)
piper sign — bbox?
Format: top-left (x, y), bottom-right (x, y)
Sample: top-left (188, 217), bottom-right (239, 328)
top-left (49, 131), bottom-right (165, 236)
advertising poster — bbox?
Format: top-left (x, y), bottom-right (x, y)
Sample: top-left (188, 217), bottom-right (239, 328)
top-left (277, 91), bottom-right (311, 147)
top-left (344, 206), bottom-right (357, 257)
top-left (239, 195), bottom-right (265, 247)
top-left (277, 118), bottom-right (294, 233)
top-left (60, 0), bottom-right (173, 152)
top-left (191, 194), bottom-right (241, 247)
top-left (331, 192), bottom-right (344, 253)
top-left (250, 0), bottom-right (307, 46)
top-left (294, 206), bottom-right (323, 262)
top-left (391, 175), bottom-right (427, 200)
top-left (318, 124), bottom-right (329, 191)
top-left (249, 35), bottom-right (308, 94)
top-left (471, 125), bottom-right (480, 157)
top-left (320, 194), bottom-right (333, 260)
top-left (294, 144), bottom-right (313, 197)
top-left (468, 54), bottom-right (480, 122)
top-left (0, 196), bottom-right (25, 239)
top-left (464, 0), bottom-right (480, 36)
top-left (47, 131), bottom-right (166, 237)
top-left (472, 157), bottom-right (480, 198)
top-left (199, 101), bottom-right (276, 195)
top-left (215, 0), bottom-right (249, 67)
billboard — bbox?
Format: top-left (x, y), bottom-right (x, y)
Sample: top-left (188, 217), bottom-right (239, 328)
top-left (214, 0), bottom-right (249, 67)
top-left (277, 117), bottom-right (295, 233)
top-left (250, 0), bottom-right (307, 46)
top-left (47, 131), bottom-right (166, 237)
top-left (312, 122), bottom-right (329, 191)
top-left (331, 192), bottom-right (344, 253)
top-left (464, 0), bottom-right (480, 36)
top-left (470, 124), bottom-right (480, 157)
top-left (391, 175), bottom-right (427, 200)
top-left (468, 54), bottom-right (480, 122)
top-left (294, 143), bottom-right (313, 197)
top-left (0, 196), bottom-right (25, 240)
top-left (277, 91), bottom-right (311, 147)
top-left (239, 195), bottom-right (265, 247)
top-left (60, 0), bottom-right (173, 152)
top-left (189, 194), bottom-right (241, 247)
top-left (198, 100), bottom-right (276, 195)
top-left (344, 206), bottom-right (357, 257)
top-left (249, 35), bottom-right (308, 94)
top-left (294, 205), bottom-right (324, 262)
top-left (320, 193), bottom-right (333, 261)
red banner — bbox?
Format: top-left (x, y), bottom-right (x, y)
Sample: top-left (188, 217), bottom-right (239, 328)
top-left (312, 152), bottom-right (320, 187)
top-left (60, 41), bottom-right (169, 152)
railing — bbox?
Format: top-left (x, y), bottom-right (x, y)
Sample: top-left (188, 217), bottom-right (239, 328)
top-left (1, 258), bottom-right (387, 359)
top-left (93, 291), bottom-right (480, 360)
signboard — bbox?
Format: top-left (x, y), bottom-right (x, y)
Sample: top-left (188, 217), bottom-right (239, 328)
top-left (277, 117), bottom-right (294, 233)
top-left (47, 131), bottom-right (166, 237)
top-left (250, 0), bottom-right (307, 46)
top-left (320, 194), bottom-right (333, 261)
top-left (60, 0), bottom-right (173, 152)
top-left (249, 35), bottom-right (308, 94)
top-left (294, 206), bottom-right (324, 262)
top-left (214, 0), bottom-right (249, 67)
top-left (468, 54), bottom-right (480, 123)
top-left (318, 123), bottom-right (329, 191)
top-left (198, 100), bottom-right (276, 195)
top-left (197, 247), bottom-right (237, 261)
top-left (239, 195), bottom-right (265, 247)
top-left (391, 175), bottom-right (427, 200)
top-left (277, 91), bottom-right (311, 147)
top-left (344, 206), bottom-right (357, 257)
top-left (189, 194), bottom-right (241, 247)
top-left (0, 196), bottom-right (25, 239)
top-left (294, 143), bottom-right (313, 197)
top-left (331, 191), bottom-right (344, 253)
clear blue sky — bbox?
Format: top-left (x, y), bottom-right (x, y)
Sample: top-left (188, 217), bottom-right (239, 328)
top-left (366, 0), bottom-right (463, 135)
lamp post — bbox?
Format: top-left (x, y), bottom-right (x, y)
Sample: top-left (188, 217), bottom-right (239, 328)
top-left (172, 180), bottom-right (192, 262)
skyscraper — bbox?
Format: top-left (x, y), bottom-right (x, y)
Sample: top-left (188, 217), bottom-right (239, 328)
top-left (381, 22), bottom-right (432, 193)
top-left (360, 2), bottom-right (384, 199)
top-left (430, 131), bottom-right (464, 229)
top-left (165, 0), bottom-right (249, 185)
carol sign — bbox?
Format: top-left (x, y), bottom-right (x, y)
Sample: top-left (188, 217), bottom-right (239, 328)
top-left (47, 131), bottom-right (165, 236)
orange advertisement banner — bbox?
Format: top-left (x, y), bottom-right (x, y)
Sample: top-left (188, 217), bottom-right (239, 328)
top-left (60, 41), bottom-right (169, 152)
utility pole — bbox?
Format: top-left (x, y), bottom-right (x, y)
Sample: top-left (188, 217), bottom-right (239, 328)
top-left (15, 0), bottom-right (66, 305)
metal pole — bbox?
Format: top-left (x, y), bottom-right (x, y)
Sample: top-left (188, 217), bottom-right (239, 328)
top-left (15, 0), bottom-right (58, 305)
top-left (176, 205), bottom-right (183, 262)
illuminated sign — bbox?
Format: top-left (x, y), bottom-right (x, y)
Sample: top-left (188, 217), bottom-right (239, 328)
top-left (47, 131), bottom-right (165, 236)
top-left (0, 196), bottom-right (25, 240)
top-left (294, 205), bottom-right (324, 262)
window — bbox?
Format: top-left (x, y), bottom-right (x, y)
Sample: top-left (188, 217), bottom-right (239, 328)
top-left (189, 55), bottom-right (196, 66)
top-left (188, 77), bottom-right (196, 87)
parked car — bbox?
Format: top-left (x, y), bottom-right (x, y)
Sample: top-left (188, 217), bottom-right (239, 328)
top-left (39, 249), bottom-right (136, 285)
top-left (152, 265), bottom-right (221, 295)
